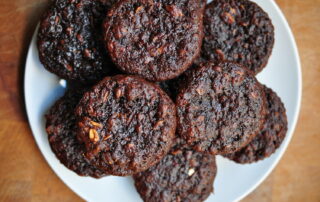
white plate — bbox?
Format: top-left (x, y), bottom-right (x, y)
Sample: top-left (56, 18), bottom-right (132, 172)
top-left (24, 0), bottom-right (302, 201)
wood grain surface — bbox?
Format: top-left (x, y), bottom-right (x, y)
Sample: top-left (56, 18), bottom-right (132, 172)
top-left (0, 0), bottom-right (319, 201)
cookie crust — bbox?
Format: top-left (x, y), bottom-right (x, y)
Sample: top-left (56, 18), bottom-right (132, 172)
top-left (75, 75), bottom-right (177, 175)
top-left (224, 86), bottom-right (288, 163)
top-left (198, 0), bottom-right (274, 74)
top-left (38, 0), bottom-right (117, 83)
top-left (103, 0), bottom-right (205, 81)
top-left (176, 62), bottom-right (266, 154)
top-left (46, 88), bottom-right (108, 178)
top-left (134, 139), bottom-right (217, 202)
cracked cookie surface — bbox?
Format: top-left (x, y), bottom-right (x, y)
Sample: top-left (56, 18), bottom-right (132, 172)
top-left (38, 0), bottom-right (118, 83)
top-left (134, 138), bottom-right (217, 202)
top-left (46, 88), bottom-right (108, 178)
top-left (197, 0), bottom-right (274, 74)
top-left (224, 86), bottom-right (287, 163)
top-left (75, 75), bottom-right (177, 176)
top-left (103, 0), bottom-right (205, 81)
top-left (176, 62), bottom-right (266, 154)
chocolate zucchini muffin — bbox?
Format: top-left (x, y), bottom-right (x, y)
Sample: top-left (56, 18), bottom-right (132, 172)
top-left (103, 0), bottom-right (206, 81)
top-left (38, 0), bottom-right (118, 83)
top-left (134, 139), bottom-right (217, 202)
top-left (224, 86), bottom-right (287, 163)
top-left (75, 75), bottom-right (177, 176)
top-left (176, 61), bottom-right (266, 154)
top-left (45, 88), bottom-right (108, 178)
top-left (198, 0), bottom-right (274, 74)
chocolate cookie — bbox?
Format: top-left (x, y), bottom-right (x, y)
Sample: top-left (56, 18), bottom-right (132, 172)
top-left (38, 0), bottom-right (118, 83)
top-left (176, 62), bottom-right (266, 154)
top-left (45, 88), bottom-right (108, 178)
top-left (224, 86), bottom-right (288, 163)
top-left (103, 0), bottom-right (205, 81)
top-left (75, 75), bottom-right (177, 176)
top-left (134, 139), bottom-right (217, 202)
top-left (198, 0), bottom-right (274, 74)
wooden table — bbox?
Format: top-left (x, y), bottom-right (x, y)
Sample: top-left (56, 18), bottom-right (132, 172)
top-left (0, 0), bottom-right (319, 201)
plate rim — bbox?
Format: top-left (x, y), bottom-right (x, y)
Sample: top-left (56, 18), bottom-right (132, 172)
top-left (23, 0), bottom-right (302, 201)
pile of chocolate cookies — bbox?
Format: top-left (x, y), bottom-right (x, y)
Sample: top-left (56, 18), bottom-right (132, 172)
top-left (39, 0), bottom-right (288, 201)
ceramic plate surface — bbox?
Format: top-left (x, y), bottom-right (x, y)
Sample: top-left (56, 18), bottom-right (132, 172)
top-left (24, 0), bottom-right (302, 201)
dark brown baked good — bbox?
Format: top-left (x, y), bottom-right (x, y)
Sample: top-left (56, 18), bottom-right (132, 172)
top-left (45, 88), bottom-right (108, 178)
top-left (224, 86), bottom-right (288, 163)
top-left (75, 75), bottom-right (177, 176)
top-left (198, 0), bottom-right (274, 74)
top-left (176, 61), bottom-right (266, 154)
top-left (103, 0), bottom-right (205, 81)
top-left (133, 138), bottom-right (217, 202)
top-left (38, 0), bottom-right (118, 83)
